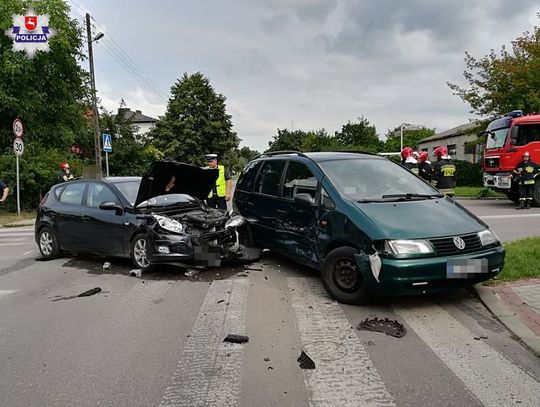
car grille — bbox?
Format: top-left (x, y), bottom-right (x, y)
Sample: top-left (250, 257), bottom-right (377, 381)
top-left (429, 233), bottom-right (482, 255)
top-left (484, 156), bottom-right (499, 168)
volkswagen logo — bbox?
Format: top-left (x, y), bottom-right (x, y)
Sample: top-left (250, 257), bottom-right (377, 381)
top-left (453, 236), bottom-right (466, 250)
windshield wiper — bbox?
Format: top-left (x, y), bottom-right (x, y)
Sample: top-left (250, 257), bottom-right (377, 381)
top-left (381, 193), bottom-right (443, 200)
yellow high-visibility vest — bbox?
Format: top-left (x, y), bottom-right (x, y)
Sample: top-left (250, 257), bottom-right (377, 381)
top-left (208, 165), bottom-right (227, 198)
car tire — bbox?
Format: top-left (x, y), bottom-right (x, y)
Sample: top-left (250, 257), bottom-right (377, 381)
top-left (533, 178), bottom-right (540, 207)
top-left (37, 226), bottom-right (61, 260)
top-left (321, 246), bottom-right (370, 305)
top-left (130, 233), bottom-right (152, 271)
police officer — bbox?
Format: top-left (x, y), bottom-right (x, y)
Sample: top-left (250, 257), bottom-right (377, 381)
top-left (57, 161), bottom-right (74, 183)
top-left (0, 178), bottom-right (9, 204)
top-left (513, 151), bottom-right (538, 210)
top-left (432, 146), bottom-right (456, 197)
top-left (205, 154), bottom-right (232, 210)
top-left (400, 147), bottom-right (419, 175)
top-left (417, 151), bottom-right (434, 182)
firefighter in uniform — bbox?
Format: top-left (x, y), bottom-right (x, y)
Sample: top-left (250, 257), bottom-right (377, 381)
top-left (417, 151), bottom-right (434, 182)
top-left (513, 151), bottom-right (538, 210)
top-left (400, 147), bottom-right (419, 175)
top-left (204, 154), bottom-right (232, 210)
top-left (57, 161), bottom-right (74, 183)
top-left (432, 146), bottom-right (456, 197)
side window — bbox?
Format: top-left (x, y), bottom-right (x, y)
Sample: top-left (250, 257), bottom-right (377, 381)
top-left (59, 183), bottom-right (86, 206)
top-left (254, 160), bottom-right (286, 197)
top-left (87, 183), bottom-right (120, 208)
top-left (283, 161), bottom-right (318, 200)
top-left (321, 188), bottom-right (335, 209)
top-left (236, 161), bottom-right (262, 192)
top-left (516, 124), bottom-right (540, 146)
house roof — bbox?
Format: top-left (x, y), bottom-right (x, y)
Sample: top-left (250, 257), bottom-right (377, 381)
top-left (115, 108), bottom-right (157, 124)
top-left (417, 122), bottom-right (481, 144)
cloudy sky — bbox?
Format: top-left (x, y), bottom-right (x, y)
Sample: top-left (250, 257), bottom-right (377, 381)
top-left (69, 0), bottom-right (540, 151)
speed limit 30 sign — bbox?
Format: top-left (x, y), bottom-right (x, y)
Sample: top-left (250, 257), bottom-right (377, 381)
top-left (13, 118), bottom-right (24, 138)
top-left (13, 138), bottom-right (24, 156)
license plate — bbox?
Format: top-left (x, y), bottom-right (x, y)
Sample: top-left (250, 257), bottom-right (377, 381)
top-left (447, 259), bottom-right (488, 279)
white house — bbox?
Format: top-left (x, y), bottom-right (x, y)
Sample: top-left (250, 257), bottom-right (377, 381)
top-left (115, 107), bottom-right (157, 135)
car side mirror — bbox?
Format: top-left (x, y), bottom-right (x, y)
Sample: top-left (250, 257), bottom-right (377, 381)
top-left (99, 201), bottom-right (123, 214)
top-left (294, 193), bottom-right (315, 207)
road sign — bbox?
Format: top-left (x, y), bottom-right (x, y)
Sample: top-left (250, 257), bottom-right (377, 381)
top-left (13, 138), bottom-right (24, 156)
top-left (102, 133), bottom-right (112, 153)
top-left (13, 118), bottom-right (24, 138)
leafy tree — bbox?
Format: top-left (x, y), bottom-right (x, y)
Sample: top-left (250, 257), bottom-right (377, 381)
top-left (335, 117), bottom-right (382, 152)
top-left (239, 146), bottom-right (260, 161)
top-left (301, 129), bottom-right (342, 152)
top-left (0, 0), bottom-right (89, 150)
top-left (149, 72), bottom-right (239, 165)
top-left (382, 127), bottom-right (435, 153)
top-left (448, 16), bottom-right (540, 116)
top-left (267, 128), bottom-right (308, 152)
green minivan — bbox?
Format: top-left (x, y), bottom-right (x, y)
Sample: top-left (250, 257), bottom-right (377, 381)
top-left (233, 151), bottom-right (505, 304)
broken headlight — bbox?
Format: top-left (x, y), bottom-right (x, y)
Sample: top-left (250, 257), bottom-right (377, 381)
top-left (154, 214), bottom-right (184, 233)
top-left (225, 215), bottom-right (245, 229)
top-left (385, 239), bottom-right (434, 254)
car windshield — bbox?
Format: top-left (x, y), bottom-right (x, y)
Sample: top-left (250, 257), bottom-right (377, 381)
top-left (137, 194), bottom-right (200, 208)
top-left (112, 180), bottom-right (140, 205)
top-left (486, 127), bottom-right (509, 149)
top-left (319, 157), bottom-right (441, 201)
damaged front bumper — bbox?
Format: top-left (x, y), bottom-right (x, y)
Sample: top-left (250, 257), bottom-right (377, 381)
top-left (355, 246), bottom-right (505, 296)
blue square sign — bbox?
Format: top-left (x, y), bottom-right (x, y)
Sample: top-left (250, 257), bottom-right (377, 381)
top-left (102, 133), bottom-right (112, 153)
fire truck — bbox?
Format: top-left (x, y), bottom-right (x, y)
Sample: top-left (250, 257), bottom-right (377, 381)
top-left (482, 110), bottom-right (540, 205)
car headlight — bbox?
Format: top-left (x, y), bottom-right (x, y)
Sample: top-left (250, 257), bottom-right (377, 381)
top-left (154, 215), bottom-right (184, 233)
top-left (225, 215), bottom-right (245, 229)
top-left (478, 229), bottom-right (499, 246)
top-left (385, 239), bottom-right (434, 254)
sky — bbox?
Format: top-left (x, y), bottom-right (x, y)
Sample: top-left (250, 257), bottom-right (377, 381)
top-left (68, 0), bottom-right (540, 152)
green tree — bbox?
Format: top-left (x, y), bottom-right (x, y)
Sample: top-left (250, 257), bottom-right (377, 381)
top-left (267, 128), bottom-right (308, 152)
top-left (0, 0), bottom-right (89, 150)
top-left (382, 127), bottom-right (435, 153)
top-left (335, 117), bottom-right (382, 152)
top-left (301, 129), bottom-right (343, 152)
top-left (448, 16), bottom-right (540, 116)
top-left (149, 72), bottom-right (239, 165)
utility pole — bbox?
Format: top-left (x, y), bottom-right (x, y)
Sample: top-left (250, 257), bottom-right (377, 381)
top-left (86, 13), bottom-right (102, 176)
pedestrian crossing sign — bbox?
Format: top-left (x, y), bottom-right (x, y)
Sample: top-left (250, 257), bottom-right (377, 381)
top-left (102, 133), bottom-right (112, 153)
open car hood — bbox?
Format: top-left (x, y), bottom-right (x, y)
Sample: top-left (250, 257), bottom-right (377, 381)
top-left (135, 160), bottom-right (218, 206)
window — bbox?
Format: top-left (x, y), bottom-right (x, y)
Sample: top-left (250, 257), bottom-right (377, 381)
top-left (321, 188), bottom-right (335, 209)
top-left (59, 183), bottom-right (86, 206)
top-left (254, 160), bottom-right (285, 196)
top-left (236, 161), bottom-right (262, 192)
top-left (447, 144), bottom-right (457, 156)
top-left (283, 161), bottom-right (317, 200)
top-left (515, 124), bottom-right (540, 146)
top-left (87, 183), bottom-right (119, 208)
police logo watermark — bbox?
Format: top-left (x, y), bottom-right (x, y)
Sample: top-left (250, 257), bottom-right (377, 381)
top-left (4, 8), bottom-right (56, 58)
top-left (453, 236), bottom-right (466, 250)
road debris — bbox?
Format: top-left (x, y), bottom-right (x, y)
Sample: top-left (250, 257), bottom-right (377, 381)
top-left (129, 269), bottom-right (142, 278)
top-left (184, 269), bottom-right (200, 278)
top-left (473, 335), bottom-right (489, 340)
top-left (217, 300), bottom-right (225, 304)
top-left (264, 357), bottom-right (270, 362)
top-left (357, 317), bottom-right (407, 338)
top-left (102, 262), bottom-right (111, 270)
top-left (78, 287), bottom-right (102, 297)
top-left (297, 351), bottom-right (315, 369)
top-left (223, 334), bottom-right (249, 344)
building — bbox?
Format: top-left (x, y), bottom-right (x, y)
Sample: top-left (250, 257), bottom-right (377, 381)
top-left (115, 107), bottom-right (157, 135)
top-left (416, 122), bottom-right (484, 163)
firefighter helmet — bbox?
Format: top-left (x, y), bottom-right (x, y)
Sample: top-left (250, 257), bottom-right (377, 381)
top-left (60, 161), bottom-right (69, 170)
top-left (523, 151), bottom-right (530, 158)
top-left (401, 147), bottom-right (414, 159)
top-left (434, 146), bottom-right (448, 158)
top-left (419, 151), bottom-right (428, 162)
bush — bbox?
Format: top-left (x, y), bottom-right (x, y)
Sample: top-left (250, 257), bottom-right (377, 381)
top-left (454, 160), bottom-right (483, 187)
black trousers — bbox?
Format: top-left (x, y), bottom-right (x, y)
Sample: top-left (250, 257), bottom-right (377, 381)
top-left (206, 196), bottom-right (227, 210)
top-left (519, 184), bottom-right (534, 200)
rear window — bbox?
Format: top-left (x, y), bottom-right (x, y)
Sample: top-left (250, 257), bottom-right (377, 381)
top-left (236, 161), bottom-right (262, 192)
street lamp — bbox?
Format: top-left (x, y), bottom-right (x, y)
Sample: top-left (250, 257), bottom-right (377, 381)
top-left (400, 123), bottom-right (424, 151)
top-left (86, 13), bottom-right (104, 177)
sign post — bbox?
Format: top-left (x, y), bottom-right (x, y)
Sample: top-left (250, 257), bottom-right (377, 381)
top-left (102, 134), bottom-right (112, 177)
top-left (13, 119), bottom-right (25, 215)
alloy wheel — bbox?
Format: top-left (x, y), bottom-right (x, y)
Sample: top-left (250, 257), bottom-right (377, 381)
top-left (40, 231), bottom-right (53, 256)
top-left (133, 238), bottom-right (150, 268)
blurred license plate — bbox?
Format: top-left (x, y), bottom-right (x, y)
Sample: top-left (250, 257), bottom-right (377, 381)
top-left (447, 259), bottom-right (488, 279)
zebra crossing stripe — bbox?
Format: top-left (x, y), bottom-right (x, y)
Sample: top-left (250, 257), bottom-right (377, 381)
top-left (160, 278), bottom-right (249, 407)
top-left (395, 304), bottom-right (540, 407)
top-left (288, 278), bottom-right (396, 407)
top-left (0, 290), bottom-right (18, 300)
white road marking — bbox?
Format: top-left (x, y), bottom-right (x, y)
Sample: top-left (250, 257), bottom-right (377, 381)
top-left (0, 228), bottom-right (34, 233)
top-left (23, 250), bottom-right (34, 255)
top-left (395, 304), bottom-right (540, 407)
top-left (0, 290), bottom-right (18, 299)
top-left (480, 213), bottom-right (540, 220)
top-left (0, 237), bottom-right (24, 242)
top-left (288, 278), bottom-right (395, 407)
top-left (0, 243), bottom-right (33, 246)
top-left (160, 278), bottom-right (249, 407)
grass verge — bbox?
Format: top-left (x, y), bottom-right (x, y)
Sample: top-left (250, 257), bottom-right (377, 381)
top-left (486, 237), bottom-right (540, 284)
top-left (454, 186), bottom-right (505, 198)
top-left (0, 211), bottom-right (35, 227)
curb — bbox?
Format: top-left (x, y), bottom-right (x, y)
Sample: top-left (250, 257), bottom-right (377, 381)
top-left (0, 223), bottom-right (35, 228)
top-left (474, 284), bottom-right (540, 355)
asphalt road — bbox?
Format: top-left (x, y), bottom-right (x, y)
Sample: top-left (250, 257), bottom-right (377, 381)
top-left (1, 199), bottom-right (539, 407)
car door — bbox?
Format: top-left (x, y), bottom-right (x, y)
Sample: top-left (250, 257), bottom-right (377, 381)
top-left (80, 182), bottom-right (126, 255)
top-left (54, 182), bottom-right (87, 250)
top-left (277, 160), bottom-right (320, 266)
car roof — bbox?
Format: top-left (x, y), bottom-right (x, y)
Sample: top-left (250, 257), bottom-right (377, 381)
top-left (253, 151), bottom-right (382, 163)
top-left (103, 176), bottom-right (142, 183)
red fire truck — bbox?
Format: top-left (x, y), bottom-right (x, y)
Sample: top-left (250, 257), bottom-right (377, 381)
top-left (482, 110), bottom-right (540, 205)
